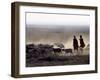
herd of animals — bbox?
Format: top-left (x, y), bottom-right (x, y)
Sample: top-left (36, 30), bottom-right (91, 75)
top-left (26, 44), bottom-right (72, 60)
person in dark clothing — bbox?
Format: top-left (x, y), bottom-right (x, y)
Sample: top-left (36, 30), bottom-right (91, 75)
top-left (79, 35), bottom-right (85, 53)
top-left (73, 36), bottom-right (79, 51)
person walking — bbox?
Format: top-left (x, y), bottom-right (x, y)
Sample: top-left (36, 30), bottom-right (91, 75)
top-left (79, 35), bottom-right (85, 53)
top-left (73, 36), bottom-right (79, 53)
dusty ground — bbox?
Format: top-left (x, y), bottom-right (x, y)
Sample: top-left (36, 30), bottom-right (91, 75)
top-left (26, 54), bottom-right (89, 67)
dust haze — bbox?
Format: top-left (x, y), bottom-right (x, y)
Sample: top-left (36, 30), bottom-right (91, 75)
top-left (26, 13), bottom-right (90, 48)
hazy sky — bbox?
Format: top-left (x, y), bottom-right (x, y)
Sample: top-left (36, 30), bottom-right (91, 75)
top-left (26, 13), bottom-right (90, 48)
top-left (26, 13), bottom-right (90, 28)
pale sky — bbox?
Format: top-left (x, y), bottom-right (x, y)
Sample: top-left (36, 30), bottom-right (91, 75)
top-left (26, 13), bottom-right (90, 28)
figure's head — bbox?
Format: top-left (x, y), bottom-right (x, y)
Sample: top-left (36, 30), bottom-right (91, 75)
top-left (80, 35), bottom-right (82, 38)
top-left (74, 35), bottom-right (76, 39)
